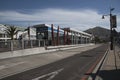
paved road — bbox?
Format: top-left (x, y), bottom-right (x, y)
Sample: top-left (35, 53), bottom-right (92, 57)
top-left (1, 44), bottom-right (108, 80)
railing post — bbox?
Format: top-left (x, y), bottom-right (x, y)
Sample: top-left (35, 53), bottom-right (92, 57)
top-left (38, 40), bottom-right (40, 47)
top-left (11, 40), bottom-right (13, 51)
top-left (22, 40), bottom-right (24, 49)
top-left (31, 40), bottom-right (33, 48)
top-left (44, 40), bottom-right (47, 50)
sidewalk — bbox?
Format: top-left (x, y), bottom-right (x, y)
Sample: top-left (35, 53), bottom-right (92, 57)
top-left (0, 44), bottom-right (93, 59)
top-left (0, 44), bottom-right (99, 79)
top-left (95, 46), bottom-right (120, 80)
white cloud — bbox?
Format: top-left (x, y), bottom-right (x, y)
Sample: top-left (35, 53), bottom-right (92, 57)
top-left (0, 8), bottom-right (120, 31)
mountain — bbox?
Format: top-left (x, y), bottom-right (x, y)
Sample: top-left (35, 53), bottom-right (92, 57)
top-left (84, 26), bottom-right (110, 42)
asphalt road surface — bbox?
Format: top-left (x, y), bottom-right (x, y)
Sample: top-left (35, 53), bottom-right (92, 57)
top-left (1, 44), bottom-right (108, 80)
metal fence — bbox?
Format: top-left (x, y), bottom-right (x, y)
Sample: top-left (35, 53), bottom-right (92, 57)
top-left (0, 40), bottom-right (45, 53)
top-left (0, 39), bottom-right (92, 53)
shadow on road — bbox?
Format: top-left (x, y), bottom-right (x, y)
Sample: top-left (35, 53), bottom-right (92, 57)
top-left (85, 69), bottom-right (120, 80)
top-left (97, 69), bottom-right (120, 80)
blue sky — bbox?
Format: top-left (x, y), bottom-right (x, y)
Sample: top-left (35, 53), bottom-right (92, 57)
top-left (0, 0), bottom-right (120, 31)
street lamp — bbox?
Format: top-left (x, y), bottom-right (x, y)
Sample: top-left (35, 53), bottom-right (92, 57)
top-left (102, 8), bottom-right (117, 50)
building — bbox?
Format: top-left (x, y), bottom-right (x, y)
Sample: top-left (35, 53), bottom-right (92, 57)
top-left (33, 24), bottom-right (64, 46)
top-left (0, 24), bottom-right (11, 41)
top-left (20, 27), bottom-right (36, 40)
top-left (33, 24), bottom-right (93, 46)
top-left (0, 23), bottom-right (93, 46)
top-left (63, 28), bottom-right (92, 45)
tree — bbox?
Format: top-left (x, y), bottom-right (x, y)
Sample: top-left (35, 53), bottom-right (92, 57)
top-left (94, 36), bottom-right (101, 43)
top-left (5, 26), bottom-right (19, 40)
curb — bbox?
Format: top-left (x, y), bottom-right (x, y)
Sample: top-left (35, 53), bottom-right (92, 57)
top-left (87, 48), bottom-right (109, 80)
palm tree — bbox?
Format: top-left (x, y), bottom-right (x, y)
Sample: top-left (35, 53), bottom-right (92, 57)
top-left (5, 26), bottom-right (19, 40)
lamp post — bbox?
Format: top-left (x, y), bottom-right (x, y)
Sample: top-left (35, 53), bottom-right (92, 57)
top-left (110, 8), bottom-right (114, 50)
top-left (102, 8), bottom-right (117, 50)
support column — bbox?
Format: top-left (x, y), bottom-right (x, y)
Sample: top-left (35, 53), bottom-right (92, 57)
top-left (64, 30), bottom-right (66, 45)
top-left (67, 30), bottom-right (69, 45)
top-left (28, 27), bottom-right (30, 40)
top-left (57, 26), bottom-right (59, 45)
top-left (75, 32), bottom-right (76, 44)
top-left (51, 24), bottom-right (54, 46)
top-left (71, 32), bottom-right (73, 44)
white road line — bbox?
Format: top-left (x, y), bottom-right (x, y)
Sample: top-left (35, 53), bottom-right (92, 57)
top-left (0, 62), bottom-right (26, 70)
top-left (32, 68), bottom-right (64, 80)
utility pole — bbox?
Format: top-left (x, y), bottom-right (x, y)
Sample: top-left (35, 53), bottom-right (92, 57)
top-left (110, 8), bottom-right (114, 50)
top-left (102, 8), bottom-right (117, 50)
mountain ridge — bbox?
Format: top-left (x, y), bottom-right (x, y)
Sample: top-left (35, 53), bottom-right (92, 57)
top-left (84, 26), bottom-right (110, 42)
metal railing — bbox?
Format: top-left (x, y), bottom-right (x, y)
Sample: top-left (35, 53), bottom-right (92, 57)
top-left (0, 40), bottom-right (45, 53)
top-left (0, 39), bottom-right (92, 53)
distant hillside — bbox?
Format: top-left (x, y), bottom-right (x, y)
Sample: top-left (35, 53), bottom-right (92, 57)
top-left (84, 27), bottom-right (110, 42)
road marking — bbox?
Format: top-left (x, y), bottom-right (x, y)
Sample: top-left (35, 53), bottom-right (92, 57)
top-left (32, 68), bottom-right (64, 80)
top-left (0, 62), bottom-right (26, 70)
